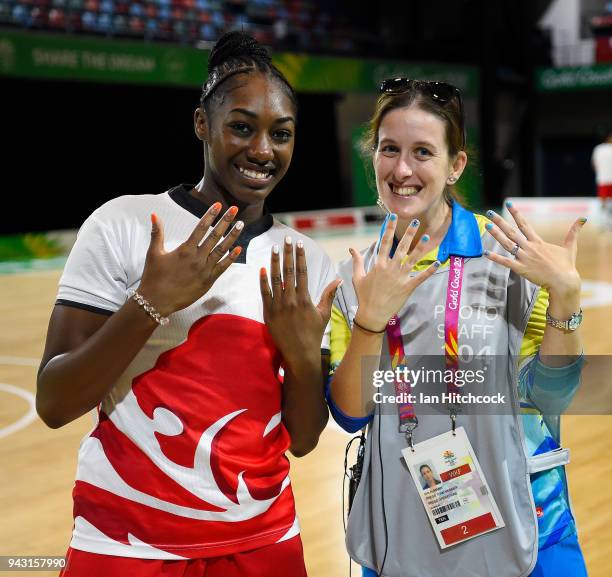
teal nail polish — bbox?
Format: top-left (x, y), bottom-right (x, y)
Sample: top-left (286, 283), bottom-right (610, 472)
top-left (505, 201), bottom-right (513, 208)
top-left (485, 223), bottom-right (493, 230)
top-left (390, 213), bottom-right (397, 221)
top-left (410, 219), bottom-right (420, 227)
top-left (422, 234), bottom-right (430, 242)
top-left (486, 210), bottom-right (495, 218)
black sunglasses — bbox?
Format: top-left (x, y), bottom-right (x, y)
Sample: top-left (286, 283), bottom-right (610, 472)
top-left (379, 78), bottom-right (466, 149)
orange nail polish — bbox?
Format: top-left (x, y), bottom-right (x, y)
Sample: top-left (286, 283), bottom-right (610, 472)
top-left (212, 202), bottom-right (222, 212)
top-left (229, 206), bottom-right (239, 216)
top-left (260, 267), bottom-right (267, 276)
top-left (151, 213), bottom-right (157, 225)
top-left (233, 246), bottom-right (242, 256)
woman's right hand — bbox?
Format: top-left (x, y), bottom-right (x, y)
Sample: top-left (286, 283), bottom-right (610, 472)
top-left (37, 203), bottom-right (243, 428)
top-left (138, 202), bottom-right (243, 316)
top-left (350, 214), bottom-right (440, 332)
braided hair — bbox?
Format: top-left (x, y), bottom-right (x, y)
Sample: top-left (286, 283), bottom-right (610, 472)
top-left (200, 31), bottom-right (298, 114)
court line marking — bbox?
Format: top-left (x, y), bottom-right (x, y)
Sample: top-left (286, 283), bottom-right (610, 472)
top-left (326, 420), bottom-right (354, 435)
top-left (0, 271), bottom-right (608, 439)
top-left (581, 281), bottom-right (612, 309)
top-left (0, 383), bottom-right (37, 439)
top-left (0, 355), bottom-right (353, 436)
top-left (0, 356), bottom-right (40, 367)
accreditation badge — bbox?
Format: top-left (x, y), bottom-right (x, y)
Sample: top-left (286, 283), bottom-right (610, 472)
top-left (402, 426), bottom-right (505, 549)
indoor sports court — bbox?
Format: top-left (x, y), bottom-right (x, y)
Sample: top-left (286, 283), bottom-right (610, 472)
top-left (2, 0), bottom-right (612, 575)
top-left (1, 214), bottom-right (611, 576)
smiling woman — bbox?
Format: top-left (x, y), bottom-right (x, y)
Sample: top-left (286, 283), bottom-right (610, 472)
top-left (327, 79), bottom-right (588, 577)
top-left (35, 31), bottom-right (340, 577)
top-left (193, 32), bottom-right (299, 221)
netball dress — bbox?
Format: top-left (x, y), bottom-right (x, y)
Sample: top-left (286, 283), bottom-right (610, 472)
top-left (57, 185), bottom-right (335, 560)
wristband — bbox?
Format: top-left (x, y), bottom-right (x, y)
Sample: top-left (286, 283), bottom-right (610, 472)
top-left (127, 289), bottom-right (170, 326)
top-left (352, 317), bottom-right (386, 334)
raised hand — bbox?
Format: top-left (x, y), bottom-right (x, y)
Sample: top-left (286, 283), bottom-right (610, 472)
top-left (138, 202), bottom-right (244, 316)
top-left (259, 236), bottom-right (341, 368)
top-left (350, 214), bottom-right (440, 332)
top-left (484, 203), bottom-right (586, 298)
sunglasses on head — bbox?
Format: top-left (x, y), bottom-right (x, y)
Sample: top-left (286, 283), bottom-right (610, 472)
top-left (379, 78), bottom-right (466, 149)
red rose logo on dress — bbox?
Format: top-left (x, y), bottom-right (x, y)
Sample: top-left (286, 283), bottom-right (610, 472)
top-left (72, 314), bottom-right (296, 557)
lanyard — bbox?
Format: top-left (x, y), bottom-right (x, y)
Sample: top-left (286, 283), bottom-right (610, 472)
top-left (385, 255), bottom-right (466, 449)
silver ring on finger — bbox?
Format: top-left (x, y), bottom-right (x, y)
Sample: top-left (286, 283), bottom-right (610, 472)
top-left (510, 242), bottom-right (520, 257)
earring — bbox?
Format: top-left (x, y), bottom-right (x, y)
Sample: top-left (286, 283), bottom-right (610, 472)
top-left (448, 175), bottom-right (457, 184)
top-left (377, 196), bottom-right (389, 212)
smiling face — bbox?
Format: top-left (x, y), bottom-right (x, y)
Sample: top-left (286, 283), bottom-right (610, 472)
top-left (374, 104), bottom-right (466, 227)
top-left (195, 72), bottom-right (296, 209)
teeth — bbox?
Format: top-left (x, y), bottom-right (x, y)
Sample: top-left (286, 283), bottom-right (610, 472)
top-left (238, 166), bottom-right (270, 180)
top-left (394, 186), bottom-right (419, 196)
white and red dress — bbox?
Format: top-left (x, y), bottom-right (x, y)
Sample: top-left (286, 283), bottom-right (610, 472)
top-left (56, 184), bottom-right (334, 560)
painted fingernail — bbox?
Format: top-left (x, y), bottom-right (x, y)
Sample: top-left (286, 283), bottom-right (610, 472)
top-left (433, 260), bottom-right (441, 269)
top-left (579, 217), bottom-right (588, 224)
top-left (485, 223), bottom-right (493, 231)
top-left (211, 202), bottom-right (222, 214)
top-left (228, 206), bottom-right (238, 216)
top-left (232, 246), bottom-right (242, 256)
top-left (285, 235), bottom-right (292, 245)
top-left (260, 267), bottom-right (266, 277)
top-left (235, 221), bottom-right (244, 231)
top-left (297, 240), bottom-right (304, 249)
top-left (151, 213), bottom-right (157, 225)
top-left (411, 219), bottom-right (420, 227)
top-left (421, 234), bottom-right (430, 242)
top-left (390, 213), bottom-right (397, 221)
top-left (273, 244), bottom-right (279, 255)
top-left (505, 201), bottom-right (513, 208)
top-left (486, 210), bottom-right (495, 218)
top-left (484, 249), bottom-right (490, 256)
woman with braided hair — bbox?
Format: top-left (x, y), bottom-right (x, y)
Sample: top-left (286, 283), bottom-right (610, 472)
top-left (37, 31), bottom-right (339, 577)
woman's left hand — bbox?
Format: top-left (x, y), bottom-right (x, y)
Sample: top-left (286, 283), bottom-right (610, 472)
top-left (260, 236), bottom-right (341, 369)
top-left (484, 203), bottom-right (586, 298)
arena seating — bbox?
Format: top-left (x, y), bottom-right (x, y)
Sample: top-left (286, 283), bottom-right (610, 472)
top-left (0, 0), bottom-right (360, 54)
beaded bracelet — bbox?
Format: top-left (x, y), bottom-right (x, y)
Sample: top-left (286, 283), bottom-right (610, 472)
top-left (127, 289), bottom-right (170, 326)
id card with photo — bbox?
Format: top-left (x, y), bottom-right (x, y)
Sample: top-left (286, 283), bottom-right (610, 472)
top-left (402, 426), bottom-right (505, 549)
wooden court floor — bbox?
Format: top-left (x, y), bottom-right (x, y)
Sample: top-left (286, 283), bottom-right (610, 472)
top-left (1, 223), bottom-right (611, 576)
